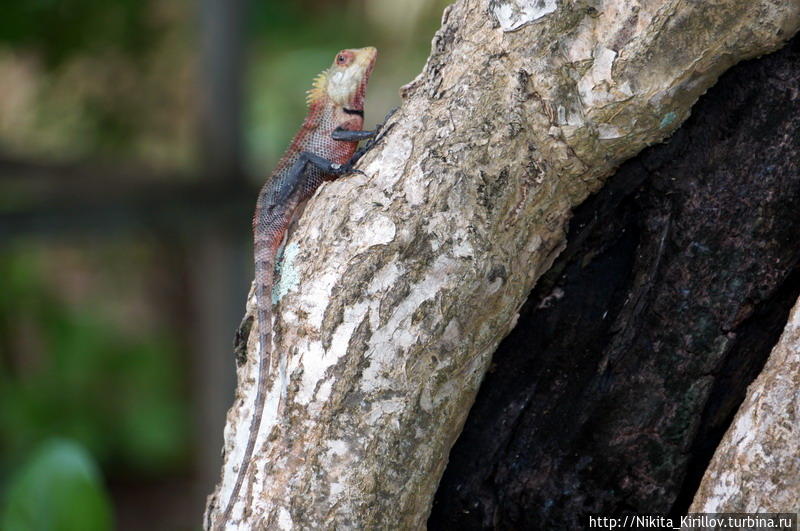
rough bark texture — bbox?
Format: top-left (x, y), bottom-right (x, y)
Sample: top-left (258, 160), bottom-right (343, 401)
top-left (430, 35), bottom-right (800, 529)
top-left (689, 296), bottom-right (800, 514)
top-left (205, 0), bottom-right (800, 528)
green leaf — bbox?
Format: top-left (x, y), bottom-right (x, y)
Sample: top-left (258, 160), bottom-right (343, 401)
top-left (1, 438), bottom-right (113, 531)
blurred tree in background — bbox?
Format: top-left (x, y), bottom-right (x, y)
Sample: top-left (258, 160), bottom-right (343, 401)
top-left (0, 0), bottom-right (447, 528)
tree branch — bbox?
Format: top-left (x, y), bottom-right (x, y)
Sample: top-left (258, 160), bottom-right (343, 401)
top-left (689, 295), bottom-right (800, 513)
top-left (206, 0), bottom-right (800, 528)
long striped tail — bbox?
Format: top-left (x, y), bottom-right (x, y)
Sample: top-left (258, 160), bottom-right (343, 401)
top-left (219, 263), bottom-right (273, 527)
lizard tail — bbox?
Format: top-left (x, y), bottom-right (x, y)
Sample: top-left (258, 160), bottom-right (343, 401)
top-left (219, 265), bottom-right (273, 527)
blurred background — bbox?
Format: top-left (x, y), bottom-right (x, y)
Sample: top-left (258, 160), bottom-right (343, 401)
top-left (0, 0), bottom-right (448, 529)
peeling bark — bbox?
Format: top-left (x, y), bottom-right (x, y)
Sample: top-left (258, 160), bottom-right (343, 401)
top-left (688, 296), bottom-right (800, 514)
top-left (205, 0), bottom-right (800, 528)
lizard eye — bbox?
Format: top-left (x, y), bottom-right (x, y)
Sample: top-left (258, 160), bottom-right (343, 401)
top-left (336, 54), bottom-right (347, 65)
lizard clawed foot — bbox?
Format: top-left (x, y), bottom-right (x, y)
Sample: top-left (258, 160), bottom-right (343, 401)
top-left (331, 162), bottom-right (366, 177)
top-left (376, 107), bottom-right (399, 132)
top-left (348, 107), bottom-right (399, 167)
top-left (367, 107), bottom-right (398, 147)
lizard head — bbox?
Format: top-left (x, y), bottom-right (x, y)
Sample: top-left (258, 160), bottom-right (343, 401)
top-left (307, 47), bottom-right (377, 110)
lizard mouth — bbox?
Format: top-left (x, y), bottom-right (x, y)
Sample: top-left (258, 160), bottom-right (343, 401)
top-left (358, 47), bottom-right (378, 86)
top-left (327, 47), bottom-right (377, 107)
top-left (354, 46), bottom-right (377, 73)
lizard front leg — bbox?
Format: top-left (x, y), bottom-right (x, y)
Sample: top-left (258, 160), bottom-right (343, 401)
top-left (331, 129), bottom-right (377, 142)
top-left (284, 151), bottom-right (366, 186)
top-left (333, 107), bottom-right (399, 166)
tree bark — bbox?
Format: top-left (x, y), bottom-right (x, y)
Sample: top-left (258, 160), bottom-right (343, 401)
top-left (205, 0), bottom-right (800, 528)
top-left (430, 34), bottom-right (800, 529)
top-left (688, 295), bottom-right (800, 514)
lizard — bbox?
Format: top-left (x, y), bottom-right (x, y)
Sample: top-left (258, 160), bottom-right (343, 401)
top-left (218, 46), bottom-right (385, 527)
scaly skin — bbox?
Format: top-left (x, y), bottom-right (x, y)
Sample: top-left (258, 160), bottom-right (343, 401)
top-left (219, 47), bottom-right (378, 527)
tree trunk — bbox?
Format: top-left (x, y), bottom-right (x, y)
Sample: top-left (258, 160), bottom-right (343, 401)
top-left (205, 0), bottom-right (800, 528)
top-left (689, 295), bottom-right (800, 514)
top-left (430, 34), bottom-right (800, 529)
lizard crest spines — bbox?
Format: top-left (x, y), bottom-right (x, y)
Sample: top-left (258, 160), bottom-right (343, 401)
top-left (306, 70), bottom-right (329, 106)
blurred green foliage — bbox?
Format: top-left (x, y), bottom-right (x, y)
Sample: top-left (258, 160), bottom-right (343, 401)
top-left (1, 438), bottom-right (113, 531)
top-left (249, 1), bottom-right (362, 49)
top-left (0, 0), bottom-right (155, 67)
top-left (0, 0), bottom-right (191, 167)
top-left (0, 245), bottom-right (189, 478)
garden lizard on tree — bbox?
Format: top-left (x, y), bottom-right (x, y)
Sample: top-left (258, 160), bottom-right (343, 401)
top-left (219, 46), bottom-right (385, 526)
